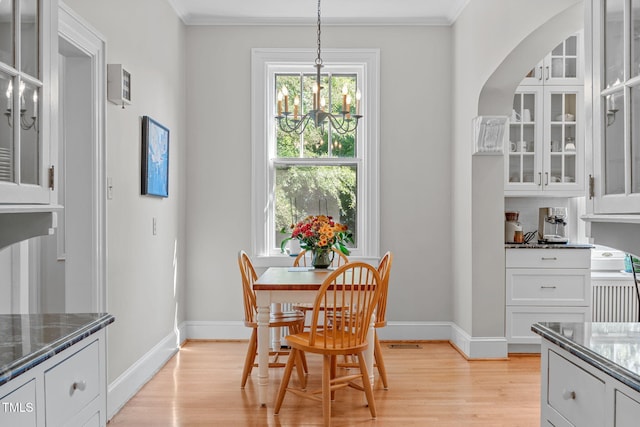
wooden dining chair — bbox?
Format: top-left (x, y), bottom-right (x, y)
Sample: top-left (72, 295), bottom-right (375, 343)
top-left (335, 251), bottom-right (393, 389)
top-left (237, 250), bottom-right (306, 389)
top-left (274, 262), bottom-right (382, 427)
top-left (292, 248), bottom-right (350, 322)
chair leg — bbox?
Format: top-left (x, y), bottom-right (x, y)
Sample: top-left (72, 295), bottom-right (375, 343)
top-left (374, 335), bottom-right (388, 389)
top-left (357, 351), bottom-right (377, 418)
top-left (295, 350), bottom-right (307, 389)
top-left (322, 354), bottom-right (332, 427)
top-left (274, 348), bottom-right (298, 414)
top-left (241, 329), bottom-right (257, 388)
top-left (330, 355), bottom-right (337, 401)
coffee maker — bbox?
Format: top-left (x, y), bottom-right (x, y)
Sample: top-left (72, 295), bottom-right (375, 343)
top-left (538, 207), bottom-right (569, 243)
top-left (505, 211), bottom-right (523, 243)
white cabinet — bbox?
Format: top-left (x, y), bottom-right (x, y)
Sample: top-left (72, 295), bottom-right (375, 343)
top-left (505, 248), bottom-right (591, 349)
top-left (0, 0), bottom-right (56, 205)
top-left (586, 0), bottom-right (640, 214)
top-left (541, 339), bottom-right (640, 427)
top-left (505, 33), bottom-right (585, 197)
top-left (0, 329), bottom-right (107, 427)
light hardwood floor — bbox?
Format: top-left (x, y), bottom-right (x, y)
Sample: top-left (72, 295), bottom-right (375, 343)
top-left (108, 341), bottom-right (540, 426)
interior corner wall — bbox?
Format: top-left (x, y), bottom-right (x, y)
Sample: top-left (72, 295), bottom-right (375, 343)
top-left (61, 0), bottom-right (188, 383)
top-left (451, 0), bottom-right (583, 339)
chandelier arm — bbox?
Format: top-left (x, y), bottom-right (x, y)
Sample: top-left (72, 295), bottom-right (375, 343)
top-left (325, 113), bottom-right (360, 135)
top-left (277, 114), bottom-right (310, 135)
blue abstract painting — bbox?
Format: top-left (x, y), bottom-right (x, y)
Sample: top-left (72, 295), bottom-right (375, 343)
top-left (141, 116), bottom-right (169, 197)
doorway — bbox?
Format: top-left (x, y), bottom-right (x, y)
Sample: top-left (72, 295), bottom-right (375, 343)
top-left (38, 5), bottom-right (106, 313)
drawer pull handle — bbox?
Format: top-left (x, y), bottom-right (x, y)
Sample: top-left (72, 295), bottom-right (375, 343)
top-left (71, 381), bottom-right (86, 393)
top-left (541, 257), bottom-right (558, 261)
top-left (562, 389), bottom-right (576, 400)
top-left (540, 286), bottom-right (557, 289)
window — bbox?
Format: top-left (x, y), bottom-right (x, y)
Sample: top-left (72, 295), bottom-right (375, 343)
top-left (251, 49), bottom-right (379, 259)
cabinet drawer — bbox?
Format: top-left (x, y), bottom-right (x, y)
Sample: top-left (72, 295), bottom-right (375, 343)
top-left (506, 249), bottom-right (590, 269)
top-left (0, 379), bottom-right (37, 427)
top-left (506, 307), bottom-right (588, 343)
top-left (615, 390), bottom-right (640, 427)
top-left (548, 349), bottom-right (605, 427)
top-left (506, 269), bottom-right (590, 305)
top-left (45, 339), bottom-right (100, 427)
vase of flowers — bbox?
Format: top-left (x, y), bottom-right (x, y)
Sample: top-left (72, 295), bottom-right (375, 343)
top-left (280, 215), bottom-right (353, 268)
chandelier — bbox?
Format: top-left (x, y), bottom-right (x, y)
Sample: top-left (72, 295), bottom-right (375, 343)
top-left (275, 0), bottom-right (362, 136)
top-left (4, 81), bottom-right (38, 132)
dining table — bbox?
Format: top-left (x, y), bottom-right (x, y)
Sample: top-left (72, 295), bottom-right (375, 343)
top-left (253, 266), bottom-right (376, 407)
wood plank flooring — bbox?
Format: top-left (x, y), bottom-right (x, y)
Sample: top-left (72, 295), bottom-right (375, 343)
top-left (108, 340), bottom-right (540, 426)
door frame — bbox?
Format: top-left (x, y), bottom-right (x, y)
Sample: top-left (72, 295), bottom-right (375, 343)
top-left (57, 3), bottom-right (107, 312)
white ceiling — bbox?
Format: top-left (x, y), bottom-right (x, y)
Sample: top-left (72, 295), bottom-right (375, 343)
top-left (167, 0), bottom-right (470, 26)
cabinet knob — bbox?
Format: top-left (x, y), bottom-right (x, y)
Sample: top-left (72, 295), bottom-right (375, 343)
top-left (540, 285), bottom-right (557, 289)
top-left (562, 389), bottom-right (576, 400)
top-left (71, 380), bottom-right (87, 393)
top-left (541, 257), bottom-right (558, 261)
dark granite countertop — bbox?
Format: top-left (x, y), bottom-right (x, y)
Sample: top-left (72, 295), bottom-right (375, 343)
top-left (505, 243), bottom-right (594, 249)
top-left (532, 322), bottom-right (640, 393)
top-left (0, 313), bottom-right (114, 386)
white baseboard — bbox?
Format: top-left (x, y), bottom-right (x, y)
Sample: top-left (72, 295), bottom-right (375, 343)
top-left (107, 321), bottom-right (187, 421)
top-left (450, 323), bottom-right (508, 359)
top-left (185, 320), bottom-right (248, 340)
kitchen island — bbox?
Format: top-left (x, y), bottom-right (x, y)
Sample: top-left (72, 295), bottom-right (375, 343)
top-left (0, 313), bottom-right (114, 426)
top-left (532, 321), bottom-right (640, 426)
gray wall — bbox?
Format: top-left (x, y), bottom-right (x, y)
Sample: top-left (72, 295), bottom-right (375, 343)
top-left (63, 0), bottom-right (188, 383)
top-left (184, 24), bottom-right (454, 324)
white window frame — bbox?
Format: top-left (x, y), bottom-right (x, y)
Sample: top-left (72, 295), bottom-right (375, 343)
top-left (251, 48), bottom-right (380, 264)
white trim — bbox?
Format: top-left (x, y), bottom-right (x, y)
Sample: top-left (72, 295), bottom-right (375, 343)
top-left (181, 320), bottom-right (508, 359)
top-left (58, 3), bottom-right (108, 312)
top-left (251, 48), bottom-right (380, 259)
top-left (107, 322), bottom-right (187, 421)
top-left (450, 323), bottom-right (508, 359)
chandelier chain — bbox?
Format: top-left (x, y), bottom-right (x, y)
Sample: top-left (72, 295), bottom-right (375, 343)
top-left (315, 0), bottom-right (322, 66)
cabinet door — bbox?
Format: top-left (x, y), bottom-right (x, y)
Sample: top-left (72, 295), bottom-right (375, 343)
top-left (543, 86), bottom-right (584, 192)
top-left (544, 32), bottom-right (583, 85)
top-left (506, 87), bottom-right (543, 192)
top-left (0, 0), bottom-right (52, 205)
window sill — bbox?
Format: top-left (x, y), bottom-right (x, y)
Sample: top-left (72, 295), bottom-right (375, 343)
top-left (251, 254), bottom-right (381, 269)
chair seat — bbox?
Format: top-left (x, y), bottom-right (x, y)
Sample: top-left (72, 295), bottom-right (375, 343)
top-left (286, 331), bottom-right (369, 356)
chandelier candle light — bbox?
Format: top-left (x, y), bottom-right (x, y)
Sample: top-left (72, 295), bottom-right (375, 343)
top-left (275, 0), bottom-right (362, 135)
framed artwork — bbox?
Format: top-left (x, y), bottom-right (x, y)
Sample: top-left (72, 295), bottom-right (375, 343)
top-left (141, 116), bottom-right (169, 197)
top-left (472, 115), bottom-right (508, 155)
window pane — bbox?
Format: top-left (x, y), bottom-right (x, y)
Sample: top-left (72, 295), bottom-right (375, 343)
top-left (633, 0), bottom-right (640, 78)
top-left (632, 86), bottom-right (640, 193)
top-left (20, 0), bottom-right (39, 78)
top-left (275, 165), bottom-right (357, 250)
top-left (276, 72), bottom-right (357, 159)
top-left (0, 73), bottom-right (14, 182)
top-left (0, 1), bottom-right (14, 66)
top-left (19, 81), bottom-right (39, 185)
top-left (605, 0), bottom-right (625, 88)
top-left (604, 91), bottom-right (625, 194)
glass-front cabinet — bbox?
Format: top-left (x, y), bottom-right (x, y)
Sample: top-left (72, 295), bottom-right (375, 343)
top-left (506, 33), bottom-right (585, 196)
top-left (520, 32), bottom-right (583, 86)
top-left (0, 0), bottom-right (52, 205)
top-left (589, 0), bottom-right (640, 213)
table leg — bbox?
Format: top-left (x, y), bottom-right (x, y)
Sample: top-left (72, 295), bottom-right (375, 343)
top-left (271, 303), bottom-right (282, 350)
top-left (364, 320), bottom-right (375, 386)
top-left (256, 301), bottom-right (270, 407)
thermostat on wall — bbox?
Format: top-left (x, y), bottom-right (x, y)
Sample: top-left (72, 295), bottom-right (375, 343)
top-left (107, 64), bottom-right (131, 107)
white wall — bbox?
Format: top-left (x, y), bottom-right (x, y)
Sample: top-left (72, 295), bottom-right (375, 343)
top-left (452, 0), bottom-right (582, 340)
top-left (184, 25), bottom-right (453, 324)
top-left (62, 0), bottom-right (187, 383)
